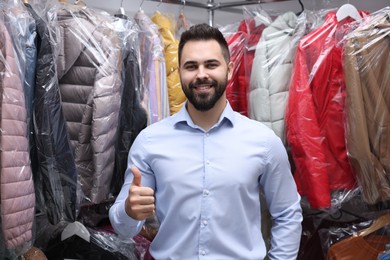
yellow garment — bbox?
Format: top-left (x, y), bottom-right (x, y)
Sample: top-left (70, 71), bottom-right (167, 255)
top-left (151, 11), bottom-right (186, 115)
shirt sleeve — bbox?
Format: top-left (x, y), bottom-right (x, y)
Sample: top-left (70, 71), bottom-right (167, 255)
top-left (109, 130), bottom-right (154, 238)
top-left (108, 180), bottom-right (144, 238)
top-left (260, 135), bottom-right (303, 259)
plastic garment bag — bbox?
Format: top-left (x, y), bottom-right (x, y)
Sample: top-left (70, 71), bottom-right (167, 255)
top-left (134, 9), bottom-right (169, 125)
top-left (220, 22), bottom-right (247, 116)
top-left (285, 9), bottom-right (369, 210)
top-left (46, 2), bottom-right (123, 205)
top-left (26, 1), bottom-right (78, 226)
top-left (151, 11), bottom-right (185, 115)
top-left (0, 0), bottom-right (35, 256)
top-left (249, 11), bottom-right (311, 145)
top-left (223, 6), bottom-right (272, 117)
top-left (343, 7), bottom-right (390, 205)
top-left (111, 14), bottom-right (147, 196)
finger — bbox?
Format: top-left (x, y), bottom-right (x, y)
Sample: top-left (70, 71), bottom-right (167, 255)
top-left (139, 187), bottom-right (154, 196)
top-left (132, 195), bottom-right (155, 205)
top-left (131, 166), bottom-right (142, 186)
top-left (132, 204), bottom-right (155, 213)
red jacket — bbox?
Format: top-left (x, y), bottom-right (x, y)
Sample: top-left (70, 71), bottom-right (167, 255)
top-left (225, 31), bottom-right (246, 115)
top-left (225, 18), bottom-right (266, 117)
top-left (285, 11), bottom-right (368, 209)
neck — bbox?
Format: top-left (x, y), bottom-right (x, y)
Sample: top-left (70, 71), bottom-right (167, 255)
top-left (187, 98), bottom-right (227, 132)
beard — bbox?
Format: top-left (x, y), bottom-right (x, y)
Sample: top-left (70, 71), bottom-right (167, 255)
top-left (182, 76), bottom-right (227, 112)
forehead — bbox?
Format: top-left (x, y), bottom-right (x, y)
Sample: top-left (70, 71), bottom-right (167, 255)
top-left (180, 40), bottom-right (225, 64)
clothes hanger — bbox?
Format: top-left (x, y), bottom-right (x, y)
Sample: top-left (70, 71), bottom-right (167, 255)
top-left (252, 1), bottom-right (272, 28)
top-left (358, 213), bottom-right (390, 237)
top-left (117, 0), bottom-right (125, 16)
top-left (177, 0), bottom-right (190, 31)
top-left (336, 3), bottom-right (362, 22)
top-left (156, 0), bottom-right (163, 12)
top-left (74, 0), bottom-right (86, 7)
top-left (297, 0), bottom-right (304, 16)
top-left (139, 0), bottom-right (145, 12)
top-left (61, 221), bottom-right (91, 242)
top-left (115, 0), bottom-right (128, 18)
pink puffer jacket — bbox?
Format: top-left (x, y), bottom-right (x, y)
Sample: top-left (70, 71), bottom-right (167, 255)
top-left (0, 20), bottom-right (35, 249)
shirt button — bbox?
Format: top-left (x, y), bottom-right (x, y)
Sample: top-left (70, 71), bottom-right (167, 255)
top-left (206, 160), bottom-right (210, 165)
top-left (205, 133), bottom-right (210, 137)
top-left (203, 190), bottom-right (209, 196)
top-left (200, 250), bottom-right (206, 256)
top-left (203, 220), bottom-right (208, 226)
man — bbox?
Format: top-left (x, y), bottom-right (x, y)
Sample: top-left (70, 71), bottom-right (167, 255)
top-left (109, 23), bottom-right (302, 259)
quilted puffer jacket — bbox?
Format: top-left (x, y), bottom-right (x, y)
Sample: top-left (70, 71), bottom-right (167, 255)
top-left (0, 20), bottom-right (35, 249)
top-left (151, 11), bottom-right (185, 115)
top-left (249, 12), bottom-right (298, 145)
top-left (27, 4), bottom-right (77, 225)
top-left (54, 7), bottom-right (122, 204)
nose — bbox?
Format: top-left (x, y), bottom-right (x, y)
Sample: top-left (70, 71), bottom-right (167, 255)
top-left (196, 66), bottom-right (209, 79)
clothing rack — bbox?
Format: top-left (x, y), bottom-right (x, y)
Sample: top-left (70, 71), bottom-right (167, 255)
top-left (146, 0), bottom-right (291, 26)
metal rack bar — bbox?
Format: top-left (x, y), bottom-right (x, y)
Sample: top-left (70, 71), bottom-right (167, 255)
top-left (145, 0), bottom-right (292, 26)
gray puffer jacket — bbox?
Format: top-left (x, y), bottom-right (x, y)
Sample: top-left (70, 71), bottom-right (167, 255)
top-left (55, 7), bottom-right (122, 204)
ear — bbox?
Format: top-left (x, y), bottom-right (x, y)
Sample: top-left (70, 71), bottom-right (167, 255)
top-left (227, 61), bottom-right (234, 81)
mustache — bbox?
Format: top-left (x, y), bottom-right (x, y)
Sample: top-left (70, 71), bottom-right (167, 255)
top-left (190, 79), bottom-right (217, 88)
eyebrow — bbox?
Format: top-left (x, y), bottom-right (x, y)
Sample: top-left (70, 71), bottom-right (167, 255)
top-left (182, 59), bottom-right (221, 66)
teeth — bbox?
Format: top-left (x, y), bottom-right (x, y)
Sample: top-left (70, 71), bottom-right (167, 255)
top-left (197, 86), bottom-right (211, 90)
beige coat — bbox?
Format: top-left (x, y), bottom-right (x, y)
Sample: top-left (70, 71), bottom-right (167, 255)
top-left (343, 11), bottom-right (390, 204)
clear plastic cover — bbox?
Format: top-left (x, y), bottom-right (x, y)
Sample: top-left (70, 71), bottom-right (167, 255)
top-left (110, 12), bottom-right (148, 200)
top-left (220, 22), bottom-right (247, 116)
top-left (299, 204), bottom-right (390, 259)
top-left (342, 7), bottom-right (390, 206)
top-left (222, 6), bottom-right (273, 116)
top-left (134, 9), bottom-right (169, 125)
top-left (175, 9), bottom-right (192, 38)
top-left (249, 10), bottom-right (315, 145)
top-left (151, 11), bottom-right (186, 115)
top-left (285, 9), bottom-right (370, 210)
top-left (29, 0), bottom-right (124, 227)
top-left (0, 0), bottom-right (36, 257)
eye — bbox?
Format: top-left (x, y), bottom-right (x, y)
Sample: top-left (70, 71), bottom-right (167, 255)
top-left (206, 62), bottom-right (219, 69)
top-left (184, 64), bottom-right (197, 71)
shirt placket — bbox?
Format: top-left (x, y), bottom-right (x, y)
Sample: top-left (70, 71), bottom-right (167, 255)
top-left (199, 131), bottom-right (211, 258)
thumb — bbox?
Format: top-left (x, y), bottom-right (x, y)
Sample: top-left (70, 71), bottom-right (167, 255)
top-left (131, 166), bottom-right (142, 186)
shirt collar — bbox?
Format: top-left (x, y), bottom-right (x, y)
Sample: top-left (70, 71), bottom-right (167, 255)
top-left (173, 101), bottom-right (235, 130)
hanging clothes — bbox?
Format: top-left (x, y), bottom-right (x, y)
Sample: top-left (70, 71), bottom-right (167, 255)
top-left (26, 3), bottom-right (78, 226)
top-left (151, 11), bottom-right (186, 115)
top-left (285, 10), bottom-right (369, 209)
top-left (48, 2), bottom-right (123, 204)
top-left (249, 11), bottom-right (300, 145)
top-left (343, 8), bottom-right (390, 205)
top-left (0, 13), bottom-right (35, 252)
top-left (134, 10), bottom-right (169, 124)
top-left (223, 27), bottom-right (247, 115)
top-left (232, 11), bottom-right (271, 116)
top-left (111, 15), bottom-right (148, 196)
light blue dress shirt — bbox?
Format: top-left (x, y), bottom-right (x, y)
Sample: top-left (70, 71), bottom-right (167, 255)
top-left (109, 102), bottom-right (302, 260)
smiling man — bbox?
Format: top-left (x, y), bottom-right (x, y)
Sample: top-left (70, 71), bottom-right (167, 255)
top-left (109, 23), bottom-right (303, 260)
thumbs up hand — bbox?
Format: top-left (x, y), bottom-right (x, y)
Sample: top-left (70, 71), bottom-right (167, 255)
top-left (125, 166), bottom-right (155, 220)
